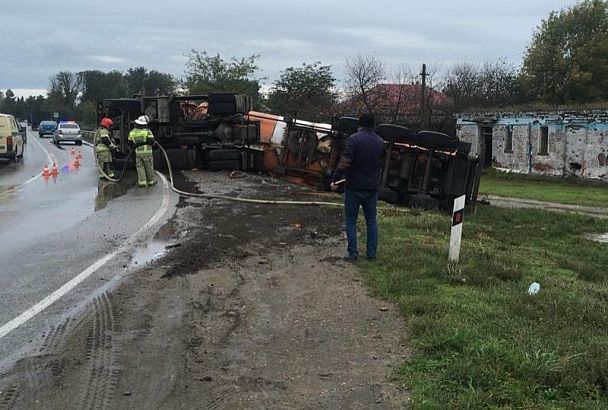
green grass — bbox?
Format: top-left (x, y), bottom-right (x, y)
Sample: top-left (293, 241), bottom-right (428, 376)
top-left (479, 169), bottom-right (608, 208)
top-left (359, 205), bottom-right (608, 409)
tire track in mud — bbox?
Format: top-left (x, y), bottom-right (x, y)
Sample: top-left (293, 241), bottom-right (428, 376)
top-left (26, 318), bottom-right (71, 392)
top-left (0, 318), bottom-right (71, 409)
top-left (206, 385), bottom-right (239, 410)
top-left (0, 383), bottom-right (19, 410)
top-left (195, 257), bottom-right (292, 410)
top-left (78, 293), bottom-right (121, 410)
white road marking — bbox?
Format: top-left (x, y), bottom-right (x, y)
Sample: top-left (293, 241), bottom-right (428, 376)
top-left (0, 172), bottom-right (171, 340)
top-left (0, 136), bottom-right (59, 200)
top-left (12, 134), bottom-right (54, 189)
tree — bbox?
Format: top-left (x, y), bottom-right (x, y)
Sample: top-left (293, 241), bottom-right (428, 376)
top-left (443, 60), bottom-right (525, 110)
top-left (3, 89), bottom-right (15, 112)
top-left (443, 61), bottom-right (480, 109)
top-left (522, 0), bottom-right (608, 103)
top-left (79, 70), bottom-right (128, 103)
top-left (267, 62), bottom-right (337, 116)
top-left (343, 54), bottom-right (386, 112)
top-left (124, 67), bottom-right (176, 96)
top-left (183, 50), bottom-right (262, 103)
top-left (47, 71), bottom-right (82, 109)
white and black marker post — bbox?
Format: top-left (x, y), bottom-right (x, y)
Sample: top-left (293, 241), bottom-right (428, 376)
top-left (449, 195), bottom-right (466, 262)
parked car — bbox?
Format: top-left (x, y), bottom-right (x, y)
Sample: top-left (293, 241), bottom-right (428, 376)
top-left (38, 120), bottom-right (57, 137)
top-left (53, 121), bottom-right (82, 145)
top-left (0, 113), bottom-right (25, 162)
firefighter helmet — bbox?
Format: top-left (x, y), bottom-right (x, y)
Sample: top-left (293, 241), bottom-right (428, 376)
top-left (100, 117), bottom-right (113, 128)
top-left (135, 115), bottom-right (148, 126)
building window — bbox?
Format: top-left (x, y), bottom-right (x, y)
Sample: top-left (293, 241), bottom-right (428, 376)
top-left (504, 126), bottom-right (513, 153)
top-left (539, 126), bottom-right (549, 155)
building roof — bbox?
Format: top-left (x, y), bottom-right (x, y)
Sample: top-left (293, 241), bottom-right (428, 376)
top-left (340, 83), bottom-right (451, 115)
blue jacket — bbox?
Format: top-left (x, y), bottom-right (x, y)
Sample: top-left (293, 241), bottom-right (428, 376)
top-left (334, 127), bottom-right (385, 192)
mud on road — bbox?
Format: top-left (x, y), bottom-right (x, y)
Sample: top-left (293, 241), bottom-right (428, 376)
top-left (0, 171), bottom-right (410, 409)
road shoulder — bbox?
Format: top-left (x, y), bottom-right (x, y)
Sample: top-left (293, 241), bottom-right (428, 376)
top-left (0, 172), bottom-right (410, 409)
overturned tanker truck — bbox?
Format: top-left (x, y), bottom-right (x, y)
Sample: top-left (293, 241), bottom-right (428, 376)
top-left (97, 92), bottom-right (261, 171)
top-left (98, 92), bottom-right (480, 210)
top-left (248, 111), bottom-right (480, 210)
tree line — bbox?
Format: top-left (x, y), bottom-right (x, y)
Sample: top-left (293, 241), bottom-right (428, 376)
top-left (1, 0), bottom-right (606, 128)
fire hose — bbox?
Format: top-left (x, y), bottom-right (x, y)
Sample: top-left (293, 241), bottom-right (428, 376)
top-left (155, 142), bottom-right (345, 207)
top-left (94, 142), bottom-right (408, 211)
top-left (94, 148), bottom-right (133, 183)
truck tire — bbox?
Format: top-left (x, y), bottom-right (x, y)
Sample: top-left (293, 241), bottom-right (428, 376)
top-left (234, 94), bottom-right (252, 114)
top-left (157, 148), bottom-right (194, 170)
top-left (208, 149), bottom-right (242, 161)
top-left (208, 159), bottom-right (242, 171)
top-left (416, 131), bottom-right (459, 150)
top-left (376, 124), bottom-right (413, 144)
top-left (336, 117), bottom-right (359, 135)
top-left (208, 92), bottom-right (237, 104)
top-left (208, 102), bottom-right (237, 116)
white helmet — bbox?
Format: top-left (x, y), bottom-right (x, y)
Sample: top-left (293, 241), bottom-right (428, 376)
top-left (135, 115), bottom-right (148, 125)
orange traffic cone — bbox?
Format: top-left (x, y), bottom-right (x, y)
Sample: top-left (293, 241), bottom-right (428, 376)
top-left (77, 150), bottom-right (83, 159)
top-left (70, 147), bottom-right (76, 156)
top-left (74, 157), bottom-right (80, 167)
top-left (42, 164), bottom-right (50, 177)
top-left (51, 163), bottom-right (59, 176)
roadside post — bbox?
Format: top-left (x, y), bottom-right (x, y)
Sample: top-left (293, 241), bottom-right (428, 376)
top-left (448, 195), bottom-right (466, 262)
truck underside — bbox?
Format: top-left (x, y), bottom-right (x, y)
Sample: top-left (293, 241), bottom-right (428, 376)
top-left (98, 93), bottom-right (479, 210)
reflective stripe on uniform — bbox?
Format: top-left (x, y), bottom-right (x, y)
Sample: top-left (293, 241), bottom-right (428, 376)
top-left (128, 128), bottom-right (153, 154)
top-left (95, 127), bottom-right (114, 153)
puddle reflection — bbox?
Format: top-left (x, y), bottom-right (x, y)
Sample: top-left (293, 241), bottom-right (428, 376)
top-left (129, 240), bottom-right (172, 267)
top-left (94, 172), bottom-right (138, 211)
top-left (0, 185), bottom-right (17, 203)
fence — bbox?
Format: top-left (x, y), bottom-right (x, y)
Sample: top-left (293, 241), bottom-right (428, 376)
top-left (81, 130), bottom-right (95, 145)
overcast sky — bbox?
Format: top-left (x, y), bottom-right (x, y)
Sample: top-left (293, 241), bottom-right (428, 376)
top-left (1, 0), bottom-right (578, 97)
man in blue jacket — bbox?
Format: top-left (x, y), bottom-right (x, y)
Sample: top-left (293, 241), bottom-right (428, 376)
top-left (331, 113), bottom-right (385, 261)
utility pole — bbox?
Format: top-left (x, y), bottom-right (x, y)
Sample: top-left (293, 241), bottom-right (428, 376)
top-left (419, 63), bottom-right (429, 129)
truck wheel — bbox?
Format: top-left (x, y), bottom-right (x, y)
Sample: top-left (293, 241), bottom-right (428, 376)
top-left (336, 117), bottom-right (359, 135)
top-left (376, 124), bottom-right (414, 144)
top-left (208, 159), bottom-right (242, 171)
top-left (416, 131), bottom-right (459, 151)
top-left (208, 92), bottom-right (237, 104)
top-left (208, 102), bottom-right (237, 116)
top-left (208, 149), bottom-right (242, 161)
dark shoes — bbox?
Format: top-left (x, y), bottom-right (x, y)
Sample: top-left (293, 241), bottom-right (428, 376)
top-left (343, 255), bottom-right (377, 262)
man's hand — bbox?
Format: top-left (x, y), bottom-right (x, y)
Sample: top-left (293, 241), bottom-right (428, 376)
top-left (330, 179), bottom-right (345, 192)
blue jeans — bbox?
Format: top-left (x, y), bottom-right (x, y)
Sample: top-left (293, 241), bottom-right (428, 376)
top-left (344, 189), bottom-right (378, 259)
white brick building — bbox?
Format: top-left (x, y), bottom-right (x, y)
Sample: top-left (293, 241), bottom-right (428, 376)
top-left (457, 112), bottom-right (608, 179)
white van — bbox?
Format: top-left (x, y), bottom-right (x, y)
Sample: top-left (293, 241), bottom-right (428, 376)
top-left (0, 113), bottom-right (25, 162)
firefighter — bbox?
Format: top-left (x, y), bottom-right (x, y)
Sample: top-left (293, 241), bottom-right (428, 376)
top-left (128, 115), bottom-right (157, 187)
top-left (94, 117), bottom-right (117, 179)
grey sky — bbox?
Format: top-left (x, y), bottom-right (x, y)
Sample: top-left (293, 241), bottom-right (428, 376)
top-left (1, 0), bottom-right (577, 96)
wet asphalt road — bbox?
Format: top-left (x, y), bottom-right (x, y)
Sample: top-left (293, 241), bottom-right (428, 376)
top-left (0, 130), bottom-right (176, 370)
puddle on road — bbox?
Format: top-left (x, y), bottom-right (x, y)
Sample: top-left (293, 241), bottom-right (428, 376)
top-left (129, 240), bottom-right (181, 268)
top-left (0, 185), bottom-right (17, 203)
top-left (94, 172), bottom-right (138, 211)
top-left (586, 233), bottom-right (608, 243)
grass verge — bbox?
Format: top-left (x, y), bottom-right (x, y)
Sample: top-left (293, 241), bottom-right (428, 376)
top-left (360, 205), bottom-right (608, 409)
top-left (479, 169), bottom-right (608, 208)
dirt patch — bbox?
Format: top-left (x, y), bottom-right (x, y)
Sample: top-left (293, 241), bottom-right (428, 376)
top-left (0, 171), bottom-right (410, 409)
